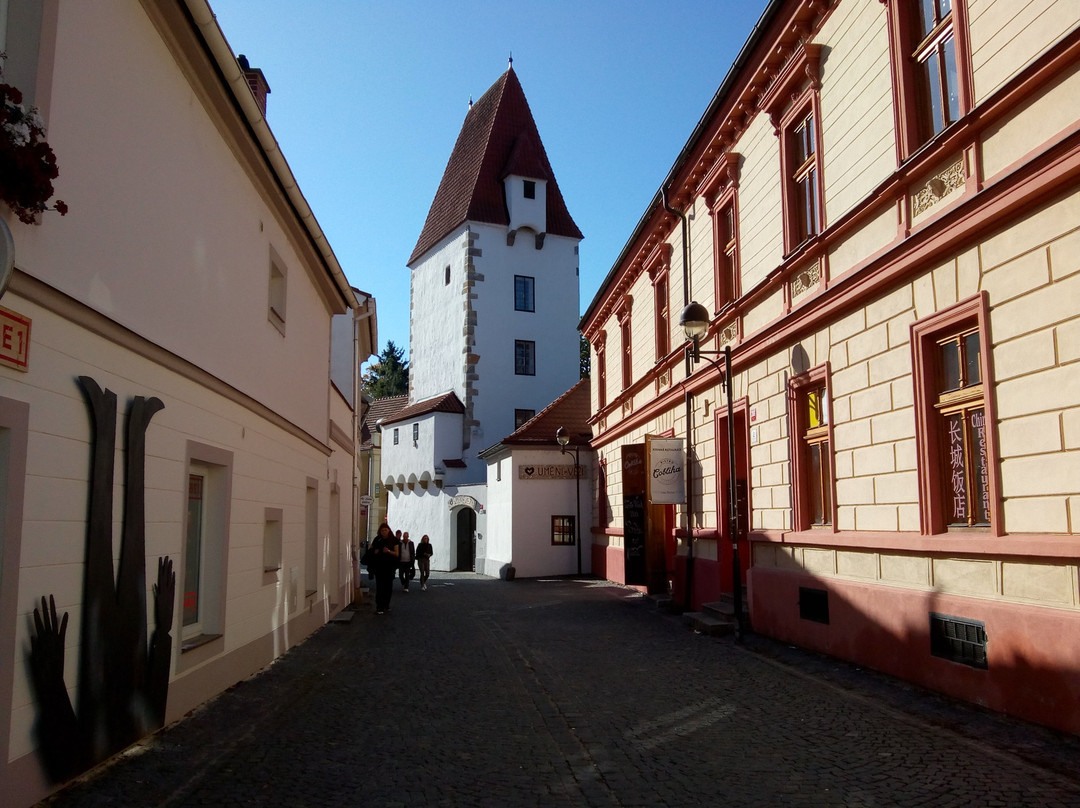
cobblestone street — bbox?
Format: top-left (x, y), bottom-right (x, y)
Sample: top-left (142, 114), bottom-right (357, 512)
top-left (40, 574), bottom-right (1080, 807)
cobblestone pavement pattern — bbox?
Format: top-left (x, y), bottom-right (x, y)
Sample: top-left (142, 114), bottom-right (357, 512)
top-left (39, 574), bottom-right (1080, 807)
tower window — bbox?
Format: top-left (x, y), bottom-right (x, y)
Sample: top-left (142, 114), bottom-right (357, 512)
top-left (523, 180), bottom-right (536, 199)
top-left (515, 340), bottom-right (536, 376)
top-left (444, 265), bottom-right (451, 286)
top-left (515, 275), bottom-right (535, 312)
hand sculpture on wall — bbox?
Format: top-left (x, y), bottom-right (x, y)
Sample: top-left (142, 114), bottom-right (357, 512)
top-left (28, 377), bottom-right (172, 781)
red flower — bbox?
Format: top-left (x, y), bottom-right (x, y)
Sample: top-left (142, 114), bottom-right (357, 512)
top-left (0, 80), bottom-right (67, 224)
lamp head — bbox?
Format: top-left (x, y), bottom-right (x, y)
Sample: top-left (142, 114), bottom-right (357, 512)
top-left (555, 426), bottom-right (569, 447)
top-left (679, 301), bottom-right (711, 341)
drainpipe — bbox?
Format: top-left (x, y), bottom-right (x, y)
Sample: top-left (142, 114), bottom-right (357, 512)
top-left (662, 186), bottom-right (694, 611)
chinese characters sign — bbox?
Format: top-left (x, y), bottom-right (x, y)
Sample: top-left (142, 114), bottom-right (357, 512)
top-left (946, 408), bottom-right (989, 526)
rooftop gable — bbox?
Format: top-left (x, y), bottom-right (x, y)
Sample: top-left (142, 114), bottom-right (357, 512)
top-left (408, 67), bottom-right (583, 265)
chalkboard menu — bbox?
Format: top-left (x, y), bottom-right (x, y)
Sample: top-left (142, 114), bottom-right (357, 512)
top-left (622, 444), bottom-right (647, 585)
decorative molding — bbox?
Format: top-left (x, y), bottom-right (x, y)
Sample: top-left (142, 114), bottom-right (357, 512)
top-left (790, 261), bottom-right (822, 299)
top-left (717, 319), bottom-right (740, 348)
top-left (911, 159), bottom-right (965, 218)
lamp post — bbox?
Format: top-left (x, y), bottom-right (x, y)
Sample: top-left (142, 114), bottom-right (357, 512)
top-left (679, 301), bottom-right (743, 636)
top-left (555, 426), bottom-right (582, 576)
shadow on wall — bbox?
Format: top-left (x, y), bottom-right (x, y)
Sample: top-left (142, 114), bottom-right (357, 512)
top-left (748, 561), bottom-right (1080, 736)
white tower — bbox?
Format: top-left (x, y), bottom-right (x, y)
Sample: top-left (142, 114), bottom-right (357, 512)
top-left (381, 67), bottom-right (583, 572)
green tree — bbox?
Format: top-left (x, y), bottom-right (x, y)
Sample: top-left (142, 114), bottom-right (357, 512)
top-left (580, 333), bottom-right (591, 379)
top-left (362, 340), bottom-right (410, 398)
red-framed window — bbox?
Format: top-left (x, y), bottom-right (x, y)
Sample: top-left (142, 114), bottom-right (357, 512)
top-left (620, 317), bottom-right (632, 390)
top-left (780, 96), bottom-right (824, 253)
top-left (911, 293), bottom-right (999, 535)
top-left (595, 333), bottom-right (607, 410)
top-left (653, 272), bottom-right (670, 360)
top-left (712, 190), bottom-right (740, 310)
top-left (789, 365), bottom-right (835, 530)
top-left (885, 0), bottom-right (972, 159)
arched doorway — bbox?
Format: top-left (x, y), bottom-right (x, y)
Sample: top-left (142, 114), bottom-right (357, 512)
top-left (454, 507), bottom-right (476, 571)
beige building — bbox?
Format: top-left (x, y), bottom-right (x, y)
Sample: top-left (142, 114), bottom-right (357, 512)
top-left (0, 2), bottom-right (374, 804)
top-left (582, 0), bottom-right (1080, 734)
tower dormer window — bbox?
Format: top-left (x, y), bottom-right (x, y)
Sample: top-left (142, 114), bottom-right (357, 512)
top-left (523, 180), bottom-right (536, 199)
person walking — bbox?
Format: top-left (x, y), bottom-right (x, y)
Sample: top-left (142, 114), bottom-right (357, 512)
top-left (370, 522), bottom-right (400, 614)
top-left (416, 534), bottom-right (433, 591)
top-left (398, 531), bottom-right (416, 592)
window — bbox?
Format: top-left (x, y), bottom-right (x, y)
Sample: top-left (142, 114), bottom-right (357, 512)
top-left (263, 508), bottom-right (283, 572)
top-left (305, 479), bottom-right (318, 599)
top-left (653, 273), bottom-right (669, 360)
top-left (763, 43), bottom-right (824, 255)
top-left (620, 317), bottom-right (632, 390)
top-left (886, 0), bottom-right (971, 158)
top-left (514, 409), bottom-right (535, 429)
top-left (913, 0), bottom-right (960, 141)
top-left (595, 336), bottom-right (607, 410)
top-left (713, 193), bottom-right (739, 309)
top-left (789, 367), bottom-right (834, 530)
top-left (182, 445), bottom-right (232, 648)
top-left (412, 423), bottom-right (419, 443)
top-left (523, 180), bottom-right (536, 199)
top-left (936, 328), bottom-right (988, 527)
top-left (515, 275), bottom-right (535, 312)
top-left (268, 255), bottom-right (287, 334)
top-left (515, 340), bottom-right (535, 375)
top-left (911, 294), bottom-right (997, 534)
top-left (184, 474), bottom-right (205, 632)
top-left (0, 398), bottom-right (29, 770)
top-left (552, 515), bottom-right (576, 545)
top-left (785, 107), bottom-right (821, 249)
top-left (393, 427), bottom-right (399, 445)
top-left (445, 265), bottom-right (451, 286)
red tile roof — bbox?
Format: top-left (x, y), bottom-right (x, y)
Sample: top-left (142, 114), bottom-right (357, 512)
top-left (482, 379), bottom-right (592, 454)
top-left (360, 394), bottom-right (409, 449)
top-left (408, 68), bottom-right (583, 265)
top-left (379, 391), bottom-right (465, 427)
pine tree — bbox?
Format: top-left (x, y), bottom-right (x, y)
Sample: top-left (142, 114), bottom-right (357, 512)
top-left (580, 333), bottom-right (591, 379)
top-left (363, 340), bottom-right (409, 398)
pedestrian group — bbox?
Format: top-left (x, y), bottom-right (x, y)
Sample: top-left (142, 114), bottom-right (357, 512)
top-left (366, 523), bottom-right (435, 614)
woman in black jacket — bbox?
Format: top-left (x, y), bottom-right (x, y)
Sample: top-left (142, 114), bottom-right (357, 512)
top-left (369, 522), bottom-right (400, 614)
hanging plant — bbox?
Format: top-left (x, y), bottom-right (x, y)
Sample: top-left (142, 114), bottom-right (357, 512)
top-left (0, 72), bottom-right (67, 225)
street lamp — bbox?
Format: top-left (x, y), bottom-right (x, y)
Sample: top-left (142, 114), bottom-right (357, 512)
top-left (679, 301), bottom-right (743, 636)
top-left (555, 426), bottom-right (582, 576)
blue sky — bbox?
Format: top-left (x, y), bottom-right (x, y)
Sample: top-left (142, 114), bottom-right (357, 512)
top-left (208, 1), bottom-right (769, 366)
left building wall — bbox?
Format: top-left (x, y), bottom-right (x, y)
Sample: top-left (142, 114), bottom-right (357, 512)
top-left (0, 2), bottom-right (371, 805)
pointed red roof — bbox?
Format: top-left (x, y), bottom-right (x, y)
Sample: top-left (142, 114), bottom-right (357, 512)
top-left (409, 68), bottom-right (583, 265)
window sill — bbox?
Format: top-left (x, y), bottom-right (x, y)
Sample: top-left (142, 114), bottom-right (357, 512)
top-left (181, 633), bottom-right (223, 654)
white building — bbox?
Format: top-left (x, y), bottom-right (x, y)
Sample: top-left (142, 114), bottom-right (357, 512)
top-left (0, 3), bottom-right (374, 803)
top-left (382, 66), bottom-right (583, 574)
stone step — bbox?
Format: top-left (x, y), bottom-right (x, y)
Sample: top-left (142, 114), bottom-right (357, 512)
top-left (681, 611), bottom-right (736, 636)
top-left (701, 599), bottom-right (736, 619)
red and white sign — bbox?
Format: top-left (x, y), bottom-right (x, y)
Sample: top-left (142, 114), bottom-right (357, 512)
top-left (0, 305), bottom-right (30, 371)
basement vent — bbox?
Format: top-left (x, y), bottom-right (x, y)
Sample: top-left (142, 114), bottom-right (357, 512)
top-left (930, 613), bottom-right (987, 669)
top-left (798, 586), bottom-right (830, 624)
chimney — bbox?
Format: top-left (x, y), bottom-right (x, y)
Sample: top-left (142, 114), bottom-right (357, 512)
top-left (237, 54), bottom-right (271, 115)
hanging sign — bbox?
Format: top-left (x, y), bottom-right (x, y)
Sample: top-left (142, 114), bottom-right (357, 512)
top-left (646, 435), bottom-right (685, 504)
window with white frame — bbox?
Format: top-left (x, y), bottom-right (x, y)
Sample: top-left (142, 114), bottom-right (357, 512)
top-left (182, 446), bottom-right (232, 647)
top-left (268, 254), bottom-right (287, 334)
